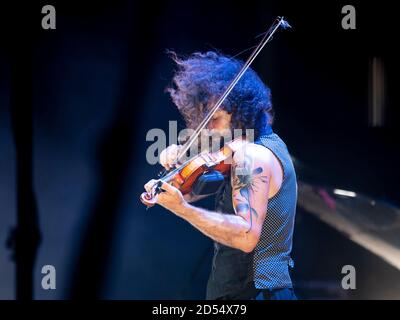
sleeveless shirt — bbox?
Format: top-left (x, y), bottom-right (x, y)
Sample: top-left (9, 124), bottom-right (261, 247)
top-left (206, 127), bottom-right (297, 299)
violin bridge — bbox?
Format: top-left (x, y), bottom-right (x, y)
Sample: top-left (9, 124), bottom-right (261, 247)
top-left (200, 153), bottom-right (217, 169)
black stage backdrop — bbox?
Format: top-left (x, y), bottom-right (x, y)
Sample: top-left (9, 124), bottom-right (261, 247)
top-left (0, 0), bottom-right (399, 300)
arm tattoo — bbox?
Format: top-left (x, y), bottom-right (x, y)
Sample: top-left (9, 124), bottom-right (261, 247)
top-left (232, 154), bottom-right (269, 232)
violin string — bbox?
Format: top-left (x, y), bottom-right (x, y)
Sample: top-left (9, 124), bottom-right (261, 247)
top-left (151, 156), bottom-right (198, 195)
top-left (231, 45), bottom-right (259, 59)
top-left (232, 24), bottom-right (274, 59)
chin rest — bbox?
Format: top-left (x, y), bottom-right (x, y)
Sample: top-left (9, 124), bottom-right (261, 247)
top-left (191, 171), bottom-right (225, 196)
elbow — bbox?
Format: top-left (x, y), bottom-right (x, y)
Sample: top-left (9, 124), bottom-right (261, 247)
top-left (239, 231), bottom-right (260, 253)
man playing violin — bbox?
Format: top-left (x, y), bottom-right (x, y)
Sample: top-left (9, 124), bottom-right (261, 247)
top-left (144, 51), bottom-right (298, 300)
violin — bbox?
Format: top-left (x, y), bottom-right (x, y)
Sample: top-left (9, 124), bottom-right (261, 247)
top-left (140, 138), bottom-right (247, 206)
top-left (140, 17), bottom-right (290, 207)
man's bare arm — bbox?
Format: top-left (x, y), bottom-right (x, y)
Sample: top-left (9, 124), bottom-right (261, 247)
top-left (183, 192), bottom-right (211, 203)
top-left (172, 144), bottom-right (271, 252)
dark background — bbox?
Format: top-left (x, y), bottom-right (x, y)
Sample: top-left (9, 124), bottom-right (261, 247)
top-left (0, 0), bottom-right (399, 299)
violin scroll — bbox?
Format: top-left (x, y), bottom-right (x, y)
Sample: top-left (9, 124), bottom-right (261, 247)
top-left (140, 180), bottom-right (163, 208)
top-left (140, 191), bottom-right (157, 208)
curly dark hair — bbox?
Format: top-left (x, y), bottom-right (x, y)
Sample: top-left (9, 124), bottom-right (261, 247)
top-left (166, 51), bottom-right (274, 138)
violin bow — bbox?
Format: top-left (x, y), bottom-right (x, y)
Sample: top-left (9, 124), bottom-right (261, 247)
top-left (172, 16), bottom-right (291, 166)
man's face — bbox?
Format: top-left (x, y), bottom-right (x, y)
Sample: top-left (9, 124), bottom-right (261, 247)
top-left (207, 110), bottom-right (232, 134)
top-left (196, 109), bottom-right (233, 153)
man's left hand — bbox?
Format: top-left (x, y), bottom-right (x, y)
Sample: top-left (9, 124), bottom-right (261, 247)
top-left (147, 180), bottom-right (187, 214)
